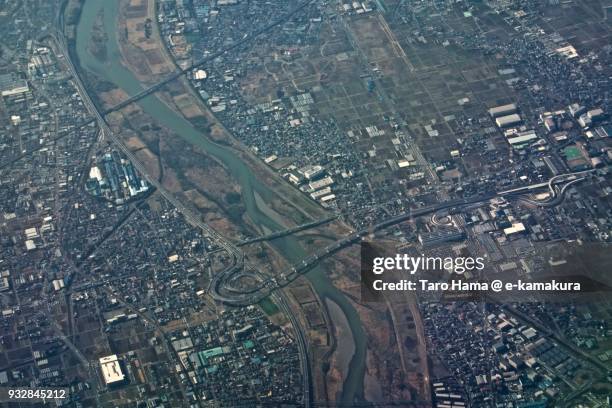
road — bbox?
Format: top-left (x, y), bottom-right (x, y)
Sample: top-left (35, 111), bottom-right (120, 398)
top-left (102, 0), bottom-right (317, 115)
top-left (499, 303), bottom-right (608, 373)
top-left (339, 13), bottom-right (438, 185)
top-left (101, 286), bottom-right (199, 404)
top-left (54, 8), bottom-right (316, 405)
top-left (271, 291), bottom-right (312, 407)
top-left (210, 171), bottom-right (596, 305)
top-left (237, 215), bottom-right (338, 246)
top-left (51, 29), bottom-right (242, 263)
top-left (52, 0), bottom-right (599, 312)
top-left (51, 5), bottom-right (605, 405)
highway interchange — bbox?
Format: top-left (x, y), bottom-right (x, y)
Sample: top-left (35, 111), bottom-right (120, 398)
top-left (52, 5), bottom-right (319, 403)
top-left (45, 3), bottom-right (606, 406)
top-left (209, 170), bottom-right (598, 306)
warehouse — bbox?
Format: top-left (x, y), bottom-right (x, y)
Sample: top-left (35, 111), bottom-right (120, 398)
top-left (299, 164), bottom-right (325, 180)
top-left (0, 73), bottom-right (29, 97)
top-left (308, 176), bottom-right (334, 191)
top-left (507, 130), bottom-right (537, 148)
top-left (496, 114), bottom-right (522, 128)
top-left (488, 103), bottom-right (517, 118)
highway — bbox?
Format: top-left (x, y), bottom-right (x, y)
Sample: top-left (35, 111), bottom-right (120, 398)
top-left (54, 7), bottom-right (317, 404)
top-left (498, 169), bottom-right (594, 199)
top-left (209, 171), bottom-right (597, 305)
top-left (209, 195), bottom-right (488, 305)
top-left (338, 12), bottom-right (438, 185)
top-left (237, 215), bottom-right (339, 246)
top-left (47, 6), bottom-right (604, 405)
top-left (497, 302), bottom-right (609, 407)
top-left (37, 3), bottom-right (591, 310)
top-left (101, 285), bottom-right (200, 404)
top-left (270, 290), bottom-right (312, 407)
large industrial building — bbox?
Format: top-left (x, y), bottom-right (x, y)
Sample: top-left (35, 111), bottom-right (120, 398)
top-left (0, 73), bottom-right (29, 97)
top-left (299, 164), bottom-right (325, 180)
top-left (507, 130), bottom-right (538, 148)
top-left (488, 103), bottom-right (517, 118)
top-left (99, 355), bottom-right (126, 386)
top-left (495, 114), bottom-right (522, 128)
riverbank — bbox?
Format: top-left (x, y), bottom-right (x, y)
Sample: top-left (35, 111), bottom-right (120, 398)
top-left (69, 0), bottom-right (369, 404)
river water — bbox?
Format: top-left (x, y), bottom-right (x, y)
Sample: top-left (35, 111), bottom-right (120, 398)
top-left (74, 0), bottom-right (367, 403)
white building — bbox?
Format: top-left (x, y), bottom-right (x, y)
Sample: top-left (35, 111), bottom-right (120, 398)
top-left (299, 165), bottom-right (324, 180)
top-left (495, 114), bottom-right (522, 128)
top-left (308, 176), bottom-right (334, 191)
top-left (99, 355), bottom-right (125, 385)
top-left (488, 103), bottom-right (517, 118)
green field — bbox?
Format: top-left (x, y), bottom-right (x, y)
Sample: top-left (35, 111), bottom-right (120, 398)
top-left (258, 297), bottom-right (280, 315)
top-left (564, 146), bottom-right (582, 160)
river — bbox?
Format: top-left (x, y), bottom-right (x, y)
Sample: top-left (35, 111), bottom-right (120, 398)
top-left (74, 0), bottom-right (367, 404)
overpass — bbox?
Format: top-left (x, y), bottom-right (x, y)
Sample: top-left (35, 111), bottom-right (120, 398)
top-left (498, 170), bottom-right (593, 197)
top-left (236, 215), bottom-right (339, 246)
top-left (210, 171), bottom-right (599, 305)
top-left (209, 194), bottom-right (489, 305)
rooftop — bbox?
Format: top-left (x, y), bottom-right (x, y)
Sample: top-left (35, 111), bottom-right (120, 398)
top-left (99, 355), bottom-right (125, 385)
